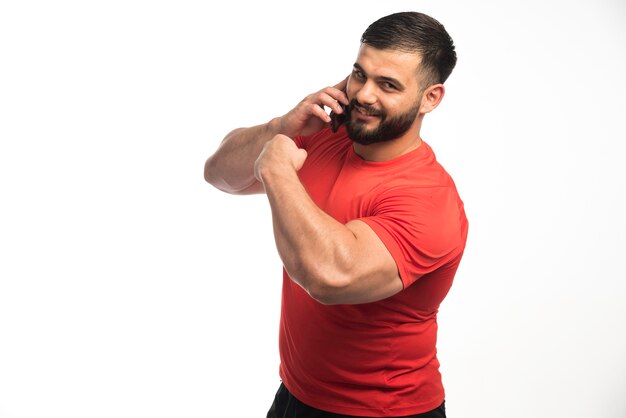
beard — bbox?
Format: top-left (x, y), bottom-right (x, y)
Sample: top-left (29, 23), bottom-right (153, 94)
top-left (345, 99), bottom-right (420, 145)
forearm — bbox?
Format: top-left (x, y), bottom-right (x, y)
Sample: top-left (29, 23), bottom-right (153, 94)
top-left (261, 168), bottom-right (357, 301)
top-left (204, 118), bottom-right (281, 193)
top-left (254, 133), bottom-right (402, 304)
top-left (206, 80), bottom-right (349, 194)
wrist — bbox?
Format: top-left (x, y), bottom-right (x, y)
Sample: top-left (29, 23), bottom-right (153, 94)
top-left (257, 160), bottom-right (298, 186)
top-left (268, 117), bottom-right (288, 137)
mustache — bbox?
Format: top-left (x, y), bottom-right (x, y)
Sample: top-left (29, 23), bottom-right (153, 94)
top-left (349, 99), bottom-right (382, 117)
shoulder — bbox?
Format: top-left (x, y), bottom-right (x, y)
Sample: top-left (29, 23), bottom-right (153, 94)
top-left (368, 144), bottom-right (467, 255)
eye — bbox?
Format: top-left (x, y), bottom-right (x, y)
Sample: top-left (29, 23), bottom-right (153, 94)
top-left (353, 69), bottom-right (365, 80)
top-left (381, 81), bottom-right (397, 91)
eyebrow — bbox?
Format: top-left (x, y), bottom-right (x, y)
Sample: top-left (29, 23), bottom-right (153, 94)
top-left (353, 63), bottom-right (406, 91)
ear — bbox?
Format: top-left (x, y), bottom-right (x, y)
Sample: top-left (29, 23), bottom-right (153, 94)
top-left (419, 84), bottom-right (445, 114)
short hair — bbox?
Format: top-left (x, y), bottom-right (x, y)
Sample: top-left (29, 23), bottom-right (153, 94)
top-left (360, 11), bottom-right (457, 86)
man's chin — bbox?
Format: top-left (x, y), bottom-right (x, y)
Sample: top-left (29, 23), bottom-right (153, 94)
top-left (347, 122), bottom-right (378, 141)
top-left (347, 131), bottom-right (385, 146)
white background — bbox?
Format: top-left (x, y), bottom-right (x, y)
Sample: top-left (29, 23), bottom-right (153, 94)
top-left (1, 1), bottom-right (625, 417)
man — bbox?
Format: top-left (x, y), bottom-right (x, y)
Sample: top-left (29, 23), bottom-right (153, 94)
top-left (204, 11), bottom-right (468, 418)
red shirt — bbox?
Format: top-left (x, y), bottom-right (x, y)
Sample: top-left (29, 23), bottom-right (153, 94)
top-left (279, 127), bottom-right (468, 416)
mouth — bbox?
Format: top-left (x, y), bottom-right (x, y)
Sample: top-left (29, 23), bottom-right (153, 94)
top-left (352, 105), bottom-right (381, 120)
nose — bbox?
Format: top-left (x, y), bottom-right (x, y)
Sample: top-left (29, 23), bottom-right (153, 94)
top-left (354, 80), bottom-right (377, 106)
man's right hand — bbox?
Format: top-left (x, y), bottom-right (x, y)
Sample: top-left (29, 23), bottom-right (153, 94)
top-left (204, 77), bottom-right (350, 195)
top-left (275, 77), bottom-right (349, 138)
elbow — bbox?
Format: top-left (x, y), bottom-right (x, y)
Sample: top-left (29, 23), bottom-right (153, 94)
top-left (203, 156), bottom-right (217, 185)
top-left (286, 247), bottom-right (358, 305)
top-left (293, 262), bottom-right (353, 305)
top-left (204, 155), bottom-right (258, 194)
top-left (203, 156), bottom-right (233, 192)
top-left (308, 282), bottom-right (348, 305)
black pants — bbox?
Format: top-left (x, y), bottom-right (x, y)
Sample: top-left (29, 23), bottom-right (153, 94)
top-left (266, 383), bottom-right (446, 418)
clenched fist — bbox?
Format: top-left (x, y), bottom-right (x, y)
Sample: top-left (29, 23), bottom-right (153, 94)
top-left (254, 134), bottom-right (308, 184)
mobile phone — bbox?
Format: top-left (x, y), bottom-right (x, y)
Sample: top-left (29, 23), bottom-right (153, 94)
top-left (329, 103), bottom-right (347, 133)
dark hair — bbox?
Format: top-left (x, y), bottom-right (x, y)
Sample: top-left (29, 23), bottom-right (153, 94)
top-left (360, 12), bottom-right (457, 86)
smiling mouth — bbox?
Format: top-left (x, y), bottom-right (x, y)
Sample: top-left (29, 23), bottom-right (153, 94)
top-left (354, 106), bottom-right (381, 118)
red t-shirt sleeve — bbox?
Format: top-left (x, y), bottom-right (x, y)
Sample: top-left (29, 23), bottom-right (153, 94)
top-left (359, 185), bottom-right (465, 288)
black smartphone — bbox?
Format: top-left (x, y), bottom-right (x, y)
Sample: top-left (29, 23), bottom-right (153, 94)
top-left (329, 102), bottom-right (347, 133)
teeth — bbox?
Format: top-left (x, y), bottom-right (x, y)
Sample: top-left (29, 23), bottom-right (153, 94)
top-left (356, 106), bottom-right (378, 117)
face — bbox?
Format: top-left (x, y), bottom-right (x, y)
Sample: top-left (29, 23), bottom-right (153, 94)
top-left (345, 45), bottom-right (425, 145)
